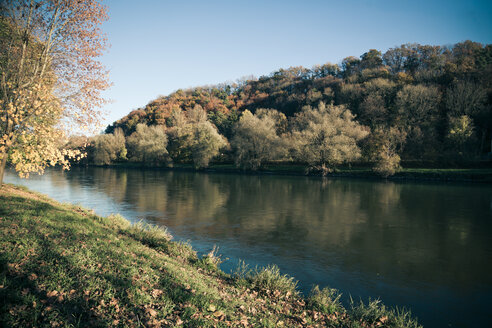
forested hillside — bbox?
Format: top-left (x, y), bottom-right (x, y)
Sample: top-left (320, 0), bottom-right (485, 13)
top-left (73, 41), bottom-right (492, 176)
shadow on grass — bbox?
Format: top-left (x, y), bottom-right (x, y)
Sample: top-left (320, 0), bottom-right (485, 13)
top-left (0, 194), bottom-right (197, 327)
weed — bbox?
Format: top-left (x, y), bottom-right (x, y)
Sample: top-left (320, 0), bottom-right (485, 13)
top-left (350, 298), bottom-right (421, 328)
top-left (250, 264), bottom-right (298, 297)
top-left (307, 285), bottom-right (343, 314)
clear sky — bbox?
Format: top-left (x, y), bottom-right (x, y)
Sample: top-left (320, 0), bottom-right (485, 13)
top-left (99, 0), bottom-right (492, 127)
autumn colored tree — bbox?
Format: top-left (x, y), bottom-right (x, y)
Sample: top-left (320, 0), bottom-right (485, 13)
top-left (0, 0), bottom-right (109, 184)
top-left (292, 102), bottom-right (369, 174)
top-left (126, 124), bottom-right (171, 166)
top-left (93, 128), bottom-right (127, 165)
top-left (187, 105), bottom-right (227, 168)
top-left (231, 110), bottom-right (287, 170)
top-left (105, 40), bottom-right (491, 166)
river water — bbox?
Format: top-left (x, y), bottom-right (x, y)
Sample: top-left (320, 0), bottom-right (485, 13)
top-left (5, 167), bottom-right (492, 327)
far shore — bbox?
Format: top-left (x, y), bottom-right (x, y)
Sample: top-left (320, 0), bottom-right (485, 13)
top-left (69, 162), bottom-right (492, 183)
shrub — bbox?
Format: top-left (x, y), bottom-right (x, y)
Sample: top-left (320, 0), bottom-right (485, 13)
top-left (373, 150), bottom-right (401, 178)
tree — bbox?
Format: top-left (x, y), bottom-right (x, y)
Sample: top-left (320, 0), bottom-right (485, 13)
top-left (360, 49), bottom-right (383, 70)
top-left (231, 110), bottom-right (286, 170)
top-left (395, 84), bottom-right (441, 158)
top-left (292, 102), bottom-right (369, 174)
top-left (166, 109), bottom-right (193, 163)
top-left (93, 128), bottom-right (126, 165)
top-left (0, 0), bottom-right (109, 183)
top-left (365, 127), bottom-right (406, 177)
top-left (187, 105), bottom-right (227, 168)
top-left (446, 115), bottom-right (477, 157)
top-left (191, 121), bottom-right (228, 168)
top-left (126, 124), bottom-right (171, 166)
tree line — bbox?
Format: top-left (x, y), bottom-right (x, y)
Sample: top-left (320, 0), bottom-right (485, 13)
top-left (70, 41), bottom-right (492, 176)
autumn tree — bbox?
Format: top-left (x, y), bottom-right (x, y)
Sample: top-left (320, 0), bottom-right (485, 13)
top-left (292, 102), bottom-right (369, 174)
top-left (231, 110), bottom-right (287, 170)
top-left (126, 124), bottom-right (171, 166)
top-left (364, 127), bottom-right (406, 177)
top-left (395, 84), bottom-right (441, 158)
top-left (93, 128), bottom-right (126, 165)
top-left (166, 109), bottom-right (193, 163)
top-left (446, 115), bottom-right (477, 157)
top-left (187, 105), bottom-right (227, 168)
top-left (0, 0), bottom-right (109, 184)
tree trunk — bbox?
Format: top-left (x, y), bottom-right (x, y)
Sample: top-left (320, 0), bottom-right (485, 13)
top-left (0, 151), bottom-right (8, 186)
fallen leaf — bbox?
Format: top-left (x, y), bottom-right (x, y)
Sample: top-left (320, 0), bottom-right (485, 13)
top-left (207, 304), bottom-right (216, 312)
top-left (146, 308), bottom-right (157, 317)
top-left (47, 290), bottom-right (58, 297)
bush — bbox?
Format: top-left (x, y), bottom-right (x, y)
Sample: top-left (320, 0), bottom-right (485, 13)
top-left (373, 150), bottom-right (401, 178)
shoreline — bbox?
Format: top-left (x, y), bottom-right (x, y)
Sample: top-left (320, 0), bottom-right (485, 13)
top-left (72, 162), bottom-right (492, 183)
top-left (0, 184), bottom-right (422, 327)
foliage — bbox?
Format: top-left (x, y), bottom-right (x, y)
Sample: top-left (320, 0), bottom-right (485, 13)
top-left (103, 40), bottom-right (492, 168)
top-left (446, 115), bottom-right (477, 156)
top-left (126, 124), bottom-right (171, 166)
top-left (191, 121), bottom-right (228, 168)
top-left (93, 128), bottom-right (127, 165)
top-left (165, 106), bottom-right (227, 168)
top-left (187, 106), bottom-right (228, 168)
top-left (231, 110), bottom-right (287, 170)
top-left (365, 127), bottom-right (405, 177)
top-left (0, 0), bottom-right (109, 183)
top-left (292, 102), bottom-right (369, 174)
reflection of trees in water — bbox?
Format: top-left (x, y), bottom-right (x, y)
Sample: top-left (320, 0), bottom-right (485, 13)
top-left (344, 182), bottom-right (492, 285)
top-left (65, 168), bottom-right (492, 286)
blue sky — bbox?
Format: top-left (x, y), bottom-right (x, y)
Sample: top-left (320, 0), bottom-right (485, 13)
top-left (100, 0), bottom-right (492, 127)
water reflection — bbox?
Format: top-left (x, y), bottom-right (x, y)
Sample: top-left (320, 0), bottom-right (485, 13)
top-left (5, 167), bottom-right (492, 327)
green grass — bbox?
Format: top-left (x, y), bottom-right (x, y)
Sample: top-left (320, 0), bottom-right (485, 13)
top-left (0, 184), bottom-right (421, 327)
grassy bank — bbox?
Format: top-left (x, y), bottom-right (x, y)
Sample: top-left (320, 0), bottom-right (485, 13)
top-left (0, 184), bottom-right (421, 328)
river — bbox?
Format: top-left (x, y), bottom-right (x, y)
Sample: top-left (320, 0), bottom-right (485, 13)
top-left (5, 167), bottom-right (492, 327)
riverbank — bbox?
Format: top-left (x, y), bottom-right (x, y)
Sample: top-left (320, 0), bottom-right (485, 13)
top-left (80, 162), bottom-right (492, 183)
top-left (0, 184), bottom-right (421, 327)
